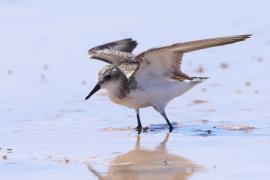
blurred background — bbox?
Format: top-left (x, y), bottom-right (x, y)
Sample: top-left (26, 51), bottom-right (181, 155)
top-left (0, 0), bottom-right (270, 179)
top-left (1, 0), bottom-right (269, 110)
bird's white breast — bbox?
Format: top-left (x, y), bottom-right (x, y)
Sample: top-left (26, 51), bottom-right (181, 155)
top-left (104, 76), bottom-right (202, 110)
top-left (124, 77), bottom-right (200, 109)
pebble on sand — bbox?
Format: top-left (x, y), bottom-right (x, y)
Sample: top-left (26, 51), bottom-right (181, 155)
top-left (193, 99), bottom-right (208, 105)
top-left (220, 63), bottom-right (229, 69)
top-left (193, 66), bottom-right (204, 74)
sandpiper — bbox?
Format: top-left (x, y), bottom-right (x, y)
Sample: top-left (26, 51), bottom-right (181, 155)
top-left (85, 35), bottom-right (251, 132)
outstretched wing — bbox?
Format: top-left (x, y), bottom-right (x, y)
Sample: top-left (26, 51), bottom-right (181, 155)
top-left (88, 38), bottom-right (139, 78)
top-left (89, 38), bottom-right (137, 53)
top-left (88, 38), bottom-right (137, 64)
top-left (133, 34), bottom-right (251, 81)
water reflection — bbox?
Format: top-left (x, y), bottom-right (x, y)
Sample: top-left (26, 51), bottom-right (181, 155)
top-left (88, 133), bottom-right (201, 180)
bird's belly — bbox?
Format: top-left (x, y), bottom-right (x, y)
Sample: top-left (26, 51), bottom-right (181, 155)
top-left (131, 79), bottom-right (198, 107)
top-left (107, 92), bottom-right (148, 109)
top-left (125, 88), bottom-right (172, 109)
top-left (107, 80), bottom-right (199, 109)
top-left (107, 87), bottom-right (174, 109)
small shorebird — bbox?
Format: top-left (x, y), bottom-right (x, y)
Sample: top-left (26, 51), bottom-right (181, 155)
top-left (85, 35), bottom-right (251, 132)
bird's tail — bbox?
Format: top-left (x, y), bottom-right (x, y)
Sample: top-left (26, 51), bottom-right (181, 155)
top-left (191, 77), bottom-right (209, 85)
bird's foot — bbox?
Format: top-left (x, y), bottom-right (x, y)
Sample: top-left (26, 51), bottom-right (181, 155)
top-left (169, 125), bottom-right (174, 132)
top-left (135, 125), bottom-right (142, 134)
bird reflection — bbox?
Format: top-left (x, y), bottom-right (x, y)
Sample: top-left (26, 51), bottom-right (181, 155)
top-left (88, 133), bottom-right (201, 180)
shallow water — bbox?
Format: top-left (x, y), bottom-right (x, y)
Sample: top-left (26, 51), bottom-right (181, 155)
top-left (1, 0), bottom-right (270, 179)
top-left (1, 102), bottom-right (270, 180)
top-left (87, 133), bottom-right (201, 180)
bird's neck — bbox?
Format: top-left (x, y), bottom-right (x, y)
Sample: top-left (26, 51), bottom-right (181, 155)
top-left (105, 79), bottom-right (129, 99)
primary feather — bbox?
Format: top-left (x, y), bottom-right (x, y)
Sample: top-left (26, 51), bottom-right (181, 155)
top-left (88, 35), bottom-right (251, 81)
top-left (134, 34), bottom-right (251, 82)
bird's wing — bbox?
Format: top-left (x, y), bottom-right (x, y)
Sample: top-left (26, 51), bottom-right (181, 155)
top-left (118, 61), bottom-right (139, 78)
top-left (133, 34), bottom-right (251, 81)
top-left (88, 38), bottom-right (139, 78)
top-left (89, 38), bottom-right (137, 53)
top-left (88, 38), bottom-right (137, 64)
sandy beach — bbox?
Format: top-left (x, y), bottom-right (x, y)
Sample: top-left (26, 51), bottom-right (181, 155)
top-left (1, 0), bottom-right (270, 179)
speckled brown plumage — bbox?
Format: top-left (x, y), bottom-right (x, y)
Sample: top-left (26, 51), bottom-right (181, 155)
top-left (89, 35), bottom-right (251, 82)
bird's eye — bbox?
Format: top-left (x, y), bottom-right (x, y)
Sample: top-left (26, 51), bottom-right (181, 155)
top-left (105, 75), bottom-right (111, 80)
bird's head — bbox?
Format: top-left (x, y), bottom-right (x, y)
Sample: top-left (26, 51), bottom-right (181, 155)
top-left (85, 65), bottom-right (125, 100)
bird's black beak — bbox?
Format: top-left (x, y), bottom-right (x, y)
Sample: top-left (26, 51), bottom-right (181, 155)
top-left (85, 83), bottom-right (101, 100)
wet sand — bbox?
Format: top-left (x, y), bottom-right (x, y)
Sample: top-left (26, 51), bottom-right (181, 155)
top-left (1, 102), bottom-right (270, 180)
top-left (1, 0), bottom-right (270, 179)
top-left (88, 133), bottom-right (201, 180)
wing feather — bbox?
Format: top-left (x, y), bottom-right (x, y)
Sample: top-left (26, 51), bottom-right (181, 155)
top-left (169, 34), bottom-right (251, 53)
top-left (134, 34), bottom-right (251, 82)
top-left (88, 38), bottom-right (137, 63)
top-left (89, 38), bottom-right (137, 53)
top-left (88, 39), bottom-right (139, 78)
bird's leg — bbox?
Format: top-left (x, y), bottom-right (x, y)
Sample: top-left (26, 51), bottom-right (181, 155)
top-left (87, 165), bottom-right (103, 179)
top-left (153, 106), bottom-right (174, 132)
top-left (160, 111), bottom-right (174, 132)
top-left (135, 109), bottom-right (142, 133)
top-left (135, 134), bottom-right (141, 151)
top-left (156, 133), bottom-right (170, 151)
